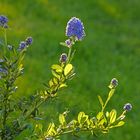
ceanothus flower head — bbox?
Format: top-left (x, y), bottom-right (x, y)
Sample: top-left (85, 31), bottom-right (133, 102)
top-left (66, 17), bottom-right (85, 41)
top-left (0, 15), bottom-right (8, 27)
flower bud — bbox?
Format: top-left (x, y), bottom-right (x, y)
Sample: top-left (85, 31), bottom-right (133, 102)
top-left (25, 37), bottom-right (33, 45)
top-left (65, 39), bottom-right (72, 47)
top-left (0, 15), bottom-right (8, 27)
top-left (59, 53), bottom-right (67, 63)
top-left (123, 103), bottom-right (132, 111)
top-left (109, 78), bottom-right (118, 89)
top-left (19, 41), bottom-right (27, 50)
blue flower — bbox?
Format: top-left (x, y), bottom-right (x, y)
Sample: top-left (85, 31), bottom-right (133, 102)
top-left (26, 37), bottom-right (33, 45)
top-left (66, 17), bottom-right (85, 41)
top-left (19, 41), bottom-right (27, 50)
top-left (123, 103), bottom-right (132, 111)
top-left (0, 15), bottom-right (8, 27)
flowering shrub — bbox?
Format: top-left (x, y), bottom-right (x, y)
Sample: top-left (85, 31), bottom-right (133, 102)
top-left (0, 16), bottom-right (132, 140)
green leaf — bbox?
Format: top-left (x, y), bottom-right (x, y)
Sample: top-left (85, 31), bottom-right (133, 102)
top-left (98, 95), bottom-right (104, 107)
top-left (115, 121), bottom-right (125, 127)
top-left (60, 42), bottom-right (67, 47)
top-left (51, 64), bottom-right (62, 73)
top-left (109, 121), bottom-right (125, 128)
top-left (49, 79), bottom-right (54, 87)
top-left (52, 70), bottom-right (60, 79)
top-left (98, 117), bottom-right (106, 125)
top-left (64, 64), bottom-right (73, 76)
top-left (35, 123), bottom-right (43, 133)
top-left (108, 89), bottom-right (115, 100)
top-left (59, 114), bottom-right (66, 126)
top-left (78, 112), bottom-right (88, 124)
top-left (52, 77), bottom-right (58, 84)
top-left (78, 112), bottom-right (85, 123)
top-left (101, 129), bottom-right (109, 133)
top-left (96, 112), bottom-right (103, 121)
top-left (59, 83), bottom-right (67, 89)
top-left (109, 109), bottom-right (117, 124)
top-left (106, 111), bottom-right (110, 118)
top-left (47, 123), bottom-right (56, 136)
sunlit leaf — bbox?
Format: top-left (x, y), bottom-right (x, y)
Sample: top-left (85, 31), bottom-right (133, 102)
top-left (53, 77), bottom-right (58, 84)
top-left (64, 64), bottom-right (73, 76)
top-left (108, 89), bottom-right (115, 100)
top-left (59, 83), bottom-right (67, 89)
top-left (106, 111), bottom-right (110, 118)
top-left (49, 79), bottom-right (53, 87)
top-left (78, 112), bottom-right (85, 123)
top-left (59, 114), bottom-right (66, 126)
top-left (109, 121), bottom-right (125, 128)
top-left (51, 64), bottom-right (62, 73)
top-left (52, 70), bottom-right (60, 79)
top-left (46, 123), bottom-right (56, 136)
top-left (96, 112), bottom-right (103, 121)
top-left (98, 95), bottom-right (104, 107)
top-left (78, 112), bottom-right (88, 124)
top-left (109, 109), bottom-right (117, 124)
top-left (116, 121), bottom-right (125, 127)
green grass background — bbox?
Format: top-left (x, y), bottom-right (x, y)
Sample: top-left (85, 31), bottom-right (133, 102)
top-left (1, 0), bottom-right (140, 139)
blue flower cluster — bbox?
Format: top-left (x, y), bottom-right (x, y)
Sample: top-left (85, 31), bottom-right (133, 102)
top-left (66, 17), bottom-right (85, 41)
top-left (0, 15), bottom-right (8, 28)
top-left (19, 37), bottom-right (33, 50)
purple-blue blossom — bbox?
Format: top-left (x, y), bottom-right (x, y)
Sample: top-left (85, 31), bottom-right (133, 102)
top-left (19, 41), bottom-right (27, 50)
top-left (65, 39), bottom-right (72, 47)
top-left (26, 37), bottom-right (33, 45)
top-left (0, 15), bottom-right (8, 27)
top-left (60, 53), bottom-right (67, 63)
top-left (123, 103), bottom-right (132, 111)
top-left (66, 17), bottom-right (85, 41)
top-left (109, 78), bottom-right (118, 89)
top-left (111, 78), bottom-right (118, 87)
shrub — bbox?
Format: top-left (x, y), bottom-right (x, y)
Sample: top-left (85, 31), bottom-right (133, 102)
top-left (0, 16), bottom-right (132, 140)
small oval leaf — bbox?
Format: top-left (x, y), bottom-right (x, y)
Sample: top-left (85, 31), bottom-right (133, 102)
top-left (110, 109), bottom-right (117, 124)
top-left (64, 64), bottom-right (73, 76)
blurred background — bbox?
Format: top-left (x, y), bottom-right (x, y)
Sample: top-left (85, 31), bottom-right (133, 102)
top-left (0, 0), bottom-right (140, 139)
